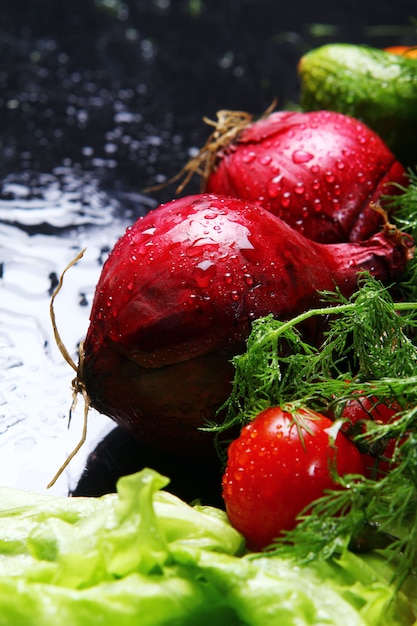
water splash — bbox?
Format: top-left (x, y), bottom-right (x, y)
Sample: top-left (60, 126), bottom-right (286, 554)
top-left (0, 169), bottom-right (154, 495)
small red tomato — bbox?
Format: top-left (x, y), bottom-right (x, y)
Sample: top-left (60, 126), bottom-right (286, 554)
top-left (222, 406), bottom-right (365, 550)
top-left (339, 394), bottom-right (403, 478)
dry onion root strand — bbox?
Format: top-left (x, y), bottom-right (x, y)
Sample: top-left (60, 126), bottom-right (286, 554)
top-left (48, 249), bottom-right (91, 489)
top-left (49, 248), bottom-right (86, 372)
top-left (371, 202), bottom-right (416, 259)
top-left (144, 99), bottom-right (278, 196)
top-left (47, 354), bottom-right (90, 489)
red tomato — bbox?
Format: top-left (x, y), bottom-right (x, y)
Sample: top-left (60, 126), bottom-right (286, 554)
top-left (222, 406), bottom-right (366, 550)
top-left (339, 395), bottom-right (403, 478)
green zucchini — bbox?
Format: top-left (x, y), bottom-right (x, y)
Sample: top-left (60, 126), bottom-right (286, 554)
top-left (298, 43), bottom-right (417, 166)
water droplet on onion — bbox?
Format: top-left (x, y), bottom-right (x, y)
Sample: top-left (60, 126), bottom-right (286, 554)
top-left (281, 192), bottom-right (291, 208)
top-left (242, 151), bottom-right (256, 164)
top-left (260, 155), bottom-right (272, 166)
top-left (266, 174), bottom-right (283, 198)
top-left (292, 149), bottom-right (314, 164)
top-left (324, 171), bottom-right (335, 184)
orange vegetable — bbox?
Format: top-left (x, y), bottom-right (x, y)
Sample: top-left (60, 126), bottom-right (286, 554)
top-left (384, 45), bottom-right (417, 59)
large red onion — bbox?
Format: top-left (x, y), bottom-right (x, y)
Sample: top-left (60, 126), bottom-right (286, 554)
top-left (78, 193), bottom-right (413, 455)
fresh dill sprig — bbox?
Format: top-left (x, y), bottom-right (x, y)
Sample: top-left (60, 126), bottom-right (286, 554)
top-left (317, 275), bottom-right (417, 380)
top-left (385, 167), bottom-right (417, 301)
top-left (208, 274), bottom-right (417, 584)
top-left (211, 275), bottom-right (417, 438)
top-left (207, 173), bottom-right (417, 582)
top-left (386, 168), bottom-right (417, 235)
top-left (265, 429), bottom-right (417, 589)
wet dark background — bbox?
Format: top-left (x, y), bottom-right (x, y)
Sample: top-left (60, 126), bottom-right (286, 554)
top-left (2, 0), bottom-right (416, 201)
top-left (1, 0), bottom-right (416, 504)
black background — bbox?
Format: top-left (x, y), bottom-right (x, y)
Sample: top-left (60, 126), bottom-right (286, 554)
top-left (2, 0), bottom-right (416, 202)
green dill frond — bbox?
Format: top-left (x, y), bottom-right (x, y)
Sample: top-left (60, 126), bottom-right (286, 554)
top-left (265, 429), bottom-right (417, 588)
top-left (319, 274), bottom-right (417, 380)
top-left (209, 273), bottom-right (417, 583)
top-left (211, 275), bottom-right (417, 438)
top-left (385, 167), bottom-right (417, 301)
top-left (386, 168), bottom-right (417, 234)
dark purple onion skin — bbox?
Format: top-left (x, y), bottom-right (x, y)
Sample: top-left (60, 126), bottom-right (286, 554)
top-left (81, 194), bottom-right (413, 456)
top-left (206, 110), bottom-right (407, 244)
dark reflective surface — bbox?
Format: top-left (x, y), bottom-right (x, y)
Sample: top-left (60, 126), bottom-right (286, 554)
top-left (73, 425), bottom-right (225, 506)
top-left (3, 0), bottom-right (415, 197)
top-left (1, 0), bottom-right (415, 502)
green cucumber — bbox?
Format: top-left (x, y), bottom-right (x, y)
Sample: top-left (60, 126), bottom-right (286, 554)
top-left (298, 43), bottom-right (417, 166)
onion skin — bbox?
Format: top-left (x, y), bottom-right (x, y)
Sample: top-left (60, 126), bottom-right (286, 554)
top-left (205, 110), bottom-right (407, 244)
top-left (81, 194), bottom-right (413, 455)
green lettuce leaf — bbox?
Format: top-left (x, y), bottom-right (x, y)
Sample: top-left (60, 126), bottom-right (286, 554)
top-left (189, 549), bottom-right (415, 626)
top-left (0, 468), bottom-right (414, 625)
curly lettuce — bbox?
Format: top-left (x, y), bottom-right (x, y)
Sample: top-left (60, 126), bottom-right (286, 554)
top-left (0, 468), bottom-right (414, 625)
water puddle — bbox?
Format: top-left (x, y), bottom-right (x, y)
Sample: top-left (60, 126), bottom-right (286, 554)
top-left (0, 168), bottom-right (156, 495)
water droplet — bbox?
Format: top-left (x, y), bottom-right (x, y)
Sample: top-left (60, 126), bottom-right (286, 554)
top-left (224, 272), bottom-right (232, 284)
top-left (267, 174), bottom-right (283, 198)
top-left (194, 261), bottom-right (216, 288)
top-left (141, 227), bottom-right (156, 236)
top-left (242, 151), bottom-right (257, 164)
top-left (324, 171), bottom-right (335, 184)
top-left (294, 183), bottom-right (305, 195)
top-left (292, 149), bottom-right (314, 164)
top-left (196, 259), bottom-right (214, 271)
top-left (244, 273), bottom-right (254, 286)
top-left (233, 469), bottom-right (244, 481)
top-left (281, 192), bottom-right (291, 208)
top-left (187, 293), bottom-right (198, 305)
top-left (237, 448), bottom-right (252, 465)
top-left (260, 155), bottom-right (272, 166)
